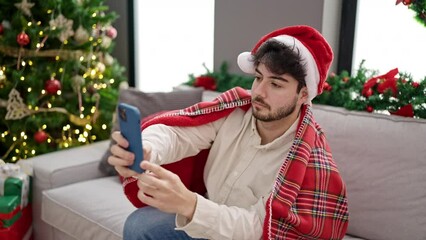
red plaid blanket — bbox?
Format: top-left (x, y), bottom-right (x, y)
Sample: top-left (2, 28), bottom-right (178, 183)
top-left (123, 87), bottom-right (348, 239)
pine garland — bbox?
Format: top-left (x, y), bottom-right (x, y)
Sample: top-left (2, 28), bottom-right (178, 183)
top-left (185, 61), bottom-right (426, 119)
top-left (397, 0), bottom-right (426, 27)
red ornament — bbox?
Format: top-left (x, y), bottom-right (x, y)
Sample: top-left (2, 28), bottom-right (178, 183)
top-left (0, 23), bottom-right (3, 35)
top-left (390, 104), bottom-right (414, 118)
top-left (45, 78), bottom-right (61, 94)
top-left (412, 82), bottom-right (420, 88)
top-left (363, 88), bottom-right (373, 97)
top-left (323, 82), bottom-right (332, 91)
top-left (106, 26), bottom-right (117, 39)
top-left (34, 130), bottom-right (48, 143)
top-left (17, 32), bottom-right (30, 46)
top-left (366, 106), bottom-right (374, 113)
top-left (194, 76), bottom-right (217, 91)
top-left (402, 0), bottom-right (412, 5)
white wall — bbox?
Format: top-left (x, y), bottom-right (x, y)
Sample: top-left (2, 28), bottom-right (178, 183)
top-left (134, 0), bottom-right (214, 92)
top-left (353, 0), bottom-right (426, 80)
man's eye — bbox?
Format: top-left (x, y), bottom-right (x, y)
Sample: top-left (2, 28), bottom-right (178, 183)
top-left (254, 76), bottom-right (261, 81)
top-left (271, 82), bottom-right (282, 88)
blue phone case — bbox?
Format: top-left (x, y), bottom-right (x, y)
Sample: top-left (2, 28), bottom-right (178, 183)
top-left (118, 103), bottom-right (144, 173)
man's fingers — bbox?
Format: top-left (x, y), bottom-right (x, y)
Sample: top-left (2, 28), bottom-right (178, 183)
top-left (141, 161), bottom-right (173, 179)
top-left (114, 166), bottom-right (139, 178)
top-left (110, 144), bottom-right (134, 163)
top-left (111, 131), bottom-right (129, 148)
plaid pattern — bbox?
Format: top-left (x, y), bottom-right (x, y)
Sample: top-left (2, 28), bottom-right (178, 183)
top-left (123, 87), bottom-right (348, 239)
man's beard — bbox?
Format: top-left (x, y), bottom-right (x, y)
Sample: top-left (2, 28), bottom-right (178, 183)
top-left (252, 96), bottom-right (298, 122)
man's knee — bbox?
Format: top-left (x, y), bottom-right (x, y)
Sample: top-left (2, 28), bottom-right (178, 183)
top-left (123, 207), bottom-right (175, 240)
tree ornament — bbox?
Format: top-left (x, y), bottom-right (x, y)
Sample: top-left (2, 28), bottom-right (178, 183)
top-left (5, 88), bottom-right (32, 120)
top-left (106, 26), bottom-right (117, 39)
top-left (323, 82), bottom-right (332, 91)
top-left (101, 36), bottom-right (112, 48)
top-left (412, 82), bottom-right (420, 88)
top-left (74, 25), bottom-right (90, 44)
top-left (71, 75), bottom-right (85, 93)
top-left (87, 84), bottom-right (97, 94)
top-left (366, 106), bottom-right (374, 113)
top-left (103, 53), bottom-right (114, 66)
top-left (363, 88), bottom-right (373, 97)
top-left (49, 14), bottom-right (74, 42)
top-left (34, 130), bottom-right (48, 143)
top-left (96, 62), bottom-right (106, 73)
top-left (17, 32), bottom-right (30, 46)
top-left (194, 76), bottom-right (217, 91)
top-left (14, 0), bottom-right (35, 17)
top-left (403, 0), bottom-right (412, 5)
top-left (0, 23), bottom-right (3, 35)
top-left (45, 78), bottom-right (61, 94)
top-left (390, 104), bottom-right (414, 118)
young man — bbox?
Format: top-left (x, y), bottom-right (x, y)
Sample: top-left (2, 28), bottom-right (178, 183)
top-left (109, 25), bottom-right (349, 240)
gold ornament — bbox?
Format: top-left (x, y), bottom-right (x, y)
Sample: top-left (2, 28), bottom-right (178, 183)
top-left (14, 0), bottom-right (34, 17)
top-left (6, 88), bottom-right (32, 120)
top-left (74, 25), bottom-right (90, 44)
top-left (49, 14), bottom-right (74, 42)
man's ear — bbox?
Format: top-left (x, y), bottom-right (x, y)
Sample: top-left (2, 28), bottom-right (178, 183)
top-left (298, 87), bottom-right (309, 103)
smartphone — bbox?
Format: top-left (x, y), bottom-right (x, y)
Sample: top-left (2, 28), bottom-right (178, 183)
top-left (117, 103), bottom-right (144, 173)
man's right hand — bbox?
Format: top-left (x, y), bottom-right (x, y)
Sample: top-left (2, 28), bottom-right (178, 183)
top-left (108, 131), bottom-right (151, 178)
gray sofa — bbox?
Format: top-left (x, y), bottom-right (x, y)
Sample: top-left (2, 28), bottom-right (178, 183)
top-left (29, 88), bottom-right (426, 240)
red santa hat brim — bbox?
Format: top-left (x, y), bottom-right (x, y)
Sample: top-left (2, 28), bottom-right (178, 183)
top-left (237, 25), bottom-right (333, 102)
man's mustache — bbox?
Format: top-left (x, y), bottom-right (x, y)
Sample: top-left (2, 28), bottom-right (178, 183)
top-left (252, 96), bottom-right (270, 109)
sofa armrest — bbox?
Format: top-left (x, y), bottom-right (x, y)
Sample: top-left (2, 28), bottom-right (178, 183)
top-left (31, 140), bottom-right (111, 240)
top-left (32, 140), bottom-right (110, 189)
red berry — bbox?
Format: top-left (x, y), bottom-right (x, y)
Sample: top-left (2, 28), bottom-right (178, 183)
top-left (366, 106), bottom-right (374, 112)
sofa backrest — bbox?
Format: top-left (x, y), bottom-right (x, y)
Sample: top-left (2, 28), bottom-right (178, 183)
top-left (312, 104), bottom-right (426, 240)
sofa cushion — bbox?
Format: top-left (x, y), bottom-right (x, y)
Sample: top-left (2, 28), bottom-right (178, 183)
top-left (98, 87), bottom-right (204, 176)
top-left (42, 176), bottom-right (134, 240)
top-left (312, 104), bottom-right (426, 240)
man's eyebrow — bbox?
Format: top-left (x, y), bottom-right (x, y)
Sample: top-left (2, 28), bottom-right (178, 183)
top-left (255, 68), bottom-right (288, 82)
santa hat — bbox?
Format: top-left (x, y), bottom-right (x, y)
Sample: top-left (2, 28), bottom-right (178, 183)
top-left (237, 25), bottom-right (333, 101)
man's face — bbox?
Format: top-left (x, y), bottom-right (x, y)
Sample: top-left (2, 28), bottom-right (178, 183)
top-left (251, 63), bottom-right (307, 122)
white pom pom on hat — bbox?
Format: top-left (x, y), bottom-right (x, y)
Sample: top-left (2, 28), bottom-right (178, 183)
top-left (237, 25), bottom-right (333, 101)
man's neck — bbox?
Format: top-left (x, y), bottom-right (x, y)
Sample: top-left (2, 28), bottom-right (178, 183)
top-left (256, 110), bottom-right (300, 145)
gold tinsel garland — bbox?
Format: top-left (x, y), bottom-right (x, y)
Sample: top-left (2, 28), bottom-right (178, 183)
top-left (0, 45), bottom-right (100, 60)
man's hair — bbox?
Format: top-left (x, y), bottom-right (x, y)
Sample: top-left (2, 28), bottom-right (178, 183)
top-left (252, 40), bottom-right (307, 92)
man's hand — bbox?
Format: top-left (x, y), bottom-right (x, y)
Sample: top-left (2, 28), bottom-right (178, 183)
top-left (108, 131), bottom-right (152, 178)
top-left (137, 160), bottom-right (197, 220)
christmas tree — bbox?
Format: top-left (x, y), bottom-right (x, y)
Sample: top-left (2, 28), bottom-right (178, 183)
top-left (0, 0), bottom-right (127, 163)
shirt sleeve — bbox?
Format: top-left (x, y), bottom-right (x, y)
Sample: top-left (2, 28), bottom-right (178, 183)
top-left (142, 117), bottom-right (226, 165)
top-left (175, 194), bottom-right (265, 240)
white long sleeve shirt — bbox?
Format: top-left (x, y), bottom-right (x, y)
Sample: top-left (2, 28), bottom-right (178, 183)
top-left (142, 107), bottom-right (298, 240)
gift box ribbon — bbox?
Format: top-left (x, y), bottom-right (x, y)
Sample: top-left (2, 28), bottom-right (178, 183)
top-left (0, 164), bottom-right (30, 208)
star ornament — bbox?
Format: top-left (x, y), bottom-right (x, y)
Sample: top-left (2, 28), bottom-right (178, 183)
top-left (15, 0), bottom-right (35, 17)
top-left (49, 14), bottom-right (75, 42)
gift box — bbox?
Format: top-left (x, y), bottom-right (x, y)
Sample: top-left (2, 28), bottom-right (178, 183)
top-left (0, 163), bottom-right (32, 239)
top-left (0, 196), bottom-right (21, 228)
top-left (0, 163), bottom-right (31, 208)
top-left (0, 205), bottom-right (32, 240)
